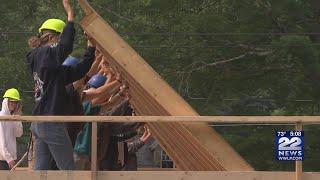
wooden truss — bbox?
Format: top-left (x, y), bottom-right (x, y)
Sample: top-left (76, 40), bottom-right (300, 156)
top-left (77, 0), bottom-right (252, 171)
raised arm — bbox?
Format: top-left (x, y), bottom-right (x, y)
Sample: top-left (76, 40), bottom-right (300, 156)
top-left (62, 0), bottom-right (74, 22)
top-left (82, 80), bottom-right (121, 102)
top-left (63, 45), bottom-right (96, 85)
top-left (127, 127), bottom-right (152, 154)
top-left (56, 0), bottom-right (76, 64)
top-left (86, 52), bottom-right (103, 77)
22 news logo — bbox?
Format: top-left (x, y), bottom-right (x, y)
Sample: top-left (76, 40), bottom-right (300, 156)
top-left (275, 131), bottom-right (304, 161)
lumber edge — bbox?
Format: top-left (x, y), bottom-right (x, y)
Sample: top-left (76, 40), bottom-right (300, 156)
top-left (78, 0), bottom-right (95, 15)
top-left (0, 116), bottom-right (319, 124)
top-left (0, 171), bottom-right (319, 180)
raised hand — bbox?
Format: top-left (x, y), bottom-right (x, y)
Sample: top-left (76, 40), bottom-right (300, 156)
top-left (62, 0), bottom-right (74, 22)
top-left (139, 126), bottom-right (152, 143)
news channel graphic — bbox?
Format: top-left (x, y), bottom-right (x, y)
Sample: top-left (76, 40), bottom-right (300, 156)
top-left (275, 131), bottom-right (304, 161)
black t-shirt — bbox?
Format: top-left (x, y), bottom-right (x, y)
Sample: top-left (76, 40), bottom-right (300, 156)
top-left (26, 22), bottom-right (95, 115)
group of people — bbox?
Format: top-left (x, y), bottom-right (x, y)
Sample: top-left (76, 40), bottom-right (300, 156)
top-left (0, 0), bottom-right (154, 171)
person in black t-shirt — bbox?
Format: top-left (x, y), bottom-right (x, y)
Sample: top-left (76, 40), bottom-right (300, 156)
top-left (26, 0), bottom-right (96, 170)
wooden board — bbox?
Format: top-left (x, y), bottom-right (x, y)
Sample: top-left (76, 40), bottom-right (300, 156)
top-left (77, 0), bottom-right (252, 171)
top-left (0, 116), bottom-right (318, 124)
top-left (91, 122), bottom-right (98, 180)
top-left (0, 171), bottom-right (320, 180)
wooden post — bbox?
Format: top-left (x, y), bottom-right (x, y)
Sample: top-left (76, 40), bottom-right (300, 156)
top-left (118, 142), bottom-right (125, 167)
top-left (28, 135), bottom-right (35, 170)
top-left (295, 122), bottom-right (303, 180)
top-left (91, 122), bottom-right (98, 180)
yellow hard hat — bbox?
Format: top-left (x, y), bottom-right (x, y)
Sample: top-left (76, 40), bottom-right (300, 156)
top-left (39, 19), bottom-right (66, 33)
top-left (3, 88), bottom-right (21, 101)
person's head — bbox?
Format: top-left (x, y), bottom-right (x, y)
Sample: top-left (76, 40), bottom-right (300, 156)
top-left (7, 99), bottom-right (20, 113)
top-left (62, 56), bottom-right (80, 67)
top-left (3, 88), bottom-right (21, 113)
top-left (86, 74), bottom-right (107, 90)
top-left (28, 19), bottom-right (66, 48)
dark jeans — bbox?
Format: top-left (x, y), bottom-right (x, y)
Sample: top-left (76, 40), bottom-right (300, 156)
top-left (0, 161), bottom-right (9, 170)
top-left (31, 122), bottom-right (75, 170)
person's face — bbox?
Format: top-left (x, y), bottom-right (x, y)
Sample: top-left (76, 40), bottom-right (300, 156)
top-left (8, 100), bottom-right (19, 112)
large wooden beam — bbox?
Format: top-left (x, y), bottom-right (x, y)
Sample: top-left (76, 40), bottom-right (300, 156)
top-left (0, 116), bottom-right (320, 124)
top-left (91, 122), bottom-right (98, 180)
top-left (77, 0), bottom-right (252, 171)
top-left (0, 171), bottom-right (319, 180)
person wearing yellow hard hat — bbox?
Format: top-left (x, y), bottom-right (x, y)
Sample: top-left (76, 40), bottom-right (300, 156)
top-left (26, 0), bottom-right (77, 171)
top-left (0, 88), bottom-right (23, 170)
top-left (2, 88), bottom-right (21, 114)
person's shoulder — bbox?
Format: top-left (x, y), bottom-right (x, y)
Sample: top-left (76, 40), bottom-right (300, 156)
top-left (26, 47), bottom-right (43, 59)
top-left (26, 48), bottom-right (37, 62)
top-left (32, 45), bottom-right (56, 51)
top-left (27, 46), bottom-right (47, 55)
top-left (27, 48), bottom-right (37, 55)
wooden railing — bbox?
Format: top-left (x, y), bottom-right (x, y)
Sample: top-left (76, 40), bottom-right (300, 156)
top-left (1, 115), bottom-right (319, 123)
top-left (0, 116), bottom-right (319, 180)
